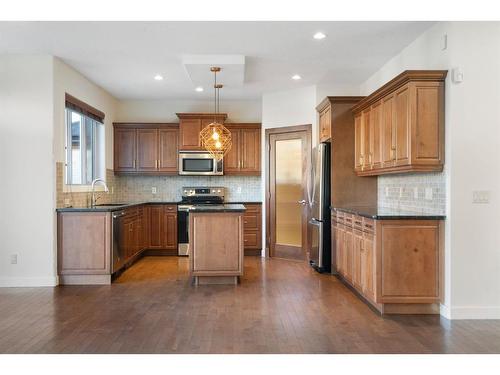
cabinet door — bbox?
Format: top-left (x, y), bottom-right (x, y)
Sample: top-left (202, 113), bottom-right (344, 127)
top-left (335, 226), bottom-right (343, 275)
top-left (136, 129), bottom-right (158, 172)
top-left (354, 114), bottom-right (363, 171)
top-left (394, 86), bottom-right (410, 166)
top-left (361, 109), bottom-right (371, 170)
top-left (114, 128), bottom-right (136, 172)
top-left (241, 128), bottom-right (261, 174)
top-left (149, 205), bottom-right (163, 249)
top-left (344, 229), bottom-right (354, 282)
top-left (158, 128), bottom-right (179, 173)
top-left (223, 129), bottom-right (240, 173)
top-left (370, 101), bottom-right (382, 169)
top-left (381, 94), bottom-right (396, 167)
top-left (179, 119), bottom-right (202, 150)
top-left (163, 212), bottom-right (177, 250)
top-left (361, 234), bottom-right (375, 301)
top-left (352, 232), bottom-right (363, 290)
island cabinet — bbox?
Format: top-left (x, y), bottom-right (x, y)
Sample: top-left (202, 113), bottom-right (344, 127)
top-left (352, 70), bottom-right (447, 176)
top-left (224, 124), bottom-right (261, 175)
top-left (189, 210), bottom-right (244, 285)
top-left (331, 210), bottom-right (444, 314)
top-left (114, 123), bottom-right (179, 175)
top-left (148, 204), bottom-right (177, 254)
top-left (176, 113), bottom-right (227, 151)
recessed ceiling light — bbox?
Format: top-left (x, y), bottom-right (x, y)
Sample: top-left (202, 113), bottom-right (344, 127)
top-left (313, 32), bottom-right (326, 40)
top-left (154, 74), bottom-right (164, 81)
top-left (195, 87), bottom-right (204, 92)
top-left (292, 74), bottom-right (302, 80)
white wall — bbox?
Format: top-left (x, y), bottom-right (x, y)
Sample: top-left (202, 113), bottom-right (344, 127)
top-left (0, 55), bottom-right (57, 286)
top-left (116, 98), bottom-right (261, 123)
top-left (53, 58), bottom-right (118, 171)
top-left (361, 22), bottom-right (500, 319)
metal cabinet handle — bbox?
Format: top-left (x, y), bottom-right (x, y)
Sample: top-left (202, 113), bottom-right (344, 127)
top-left (298, 199), bottom-right (306, 205)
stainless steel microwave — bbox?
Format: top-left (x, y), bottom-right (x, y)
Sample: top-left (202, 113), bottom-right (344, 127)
top-left (178, 151), bottom-right (223, 175)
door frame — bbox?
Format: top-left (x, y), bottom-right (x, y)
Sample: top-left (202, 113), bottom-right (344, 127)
top-left (265, 124), bottom-right (312, 259)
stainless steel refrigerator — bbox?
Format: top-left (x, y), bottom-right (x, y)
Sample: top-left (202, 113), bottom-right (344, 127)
top-left (308, 142), bottom-right (331, 273)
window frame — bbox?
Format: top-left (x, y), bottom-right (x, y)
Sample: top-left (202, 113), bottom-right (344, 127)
top-left (64, 106), bottom-right (104, 187)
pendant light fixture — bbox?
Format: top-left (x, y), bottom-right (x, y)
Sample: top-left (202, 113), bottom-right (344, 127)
top-left (200, 67), bottom-right (232, 161)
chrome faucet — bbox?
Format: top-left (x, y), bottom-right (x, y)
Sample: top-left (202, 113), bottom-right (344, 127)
top-left (90, 178), bottom-right (109, 208)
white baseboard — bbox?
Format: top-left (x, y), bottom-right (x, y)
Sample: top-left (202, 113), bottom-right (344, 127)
top-left (439, 303), bottom-right (451, 319)
top-left (0, 276), bottom-right (59, 287)
top-left (450, 306), bottom-right (500, 319)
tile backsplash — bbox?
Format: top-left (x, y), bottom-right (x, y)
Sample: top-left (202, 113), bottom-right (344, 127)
top-left (377, 172), bottom-right (446, 214)
top-left (56, 162), bottom-right (262, 208)
top-left (113, 174), bottom-right (262, 203)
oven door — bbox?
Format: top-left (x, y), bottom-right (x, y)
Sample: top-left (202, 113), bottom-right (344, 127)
top-left (178, 152), bottom-right (223, 175)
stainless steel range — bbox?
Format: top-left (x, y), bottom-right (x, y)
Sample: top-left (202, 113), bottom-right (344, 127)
top-left (177, 187), bottom-right (225, 256)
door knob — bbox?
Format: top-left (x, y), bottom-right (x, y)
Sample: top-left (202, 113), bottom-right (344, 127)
top-left (298, 199), bottom-right (306, 205)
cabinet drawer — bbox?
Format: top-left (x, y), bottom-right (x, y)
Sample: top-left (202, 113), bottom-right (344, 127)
top-left (164, 205), bottom-right (177, 213)
top-left (244, 232), bottom-right (260, 248)
top-left (244, 204), bottom-right (261, 213)
top-left (243, 214), bottom-right (259, 230)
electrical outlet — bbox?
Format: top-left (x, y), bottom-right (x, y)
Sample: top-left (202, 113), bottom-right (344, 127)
top-left (472, 190), bottom-right (490, 204)
top-left (152, 187), bottom-right (157, 195)
top-left (413, 187), bottom-right (419, 199)
top-left (385, 187), bottom-right (389, 197)
top-left (10, 254), bottom-right (18, 265)
top-left (425, 188), bottom-right (433, 200)
top-left (237, 186), bottom-right (242, 194)
top-left (399, 187), bottom-right (403, 198)
top-left (111, 186), bottom-right (114, 194)
top-left (64, 198), bottom-right (70, 206)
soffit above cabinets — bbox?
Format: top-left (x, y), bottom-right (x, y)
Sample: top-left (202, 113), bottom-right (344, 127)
top-left (182, 55), bottom-right (246, 88)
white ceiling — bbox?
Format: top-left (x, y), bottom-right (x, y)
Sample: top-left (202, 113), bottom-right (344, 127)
top-left (0, 21), bottom-right (434, 100)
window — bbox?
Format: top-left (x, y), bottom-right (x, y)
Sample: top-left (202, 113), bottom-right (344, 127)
top-left (65, 94), bottom-right (105, 185)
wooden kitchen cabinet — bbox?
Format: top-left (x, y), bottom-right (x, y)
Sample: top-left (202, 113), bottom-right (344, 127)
top-left (352, 70), bottom-right (447, 176)
top-left (318, 104), bottom-right (332, 142)
top-left (331, 209), bottom-right (443, 314)
top-left (114, 123), bottom-right (179, 175)
top-left (158, 128), bottom-right (179, 173)
top-left (224, 124), bottom-right (261, 176)
top-left (148, 204), bottom-right (177, 251)
top-left (114, 128), bottom-right (137, 172)
top-left (177, 113), bottom-right (227, 151)
top-left (242, 203), bottom-right (262, 255)
top-left (163, 206), bottom-right (178, 250)
top-left (136, 128), bottom-right (158, 172)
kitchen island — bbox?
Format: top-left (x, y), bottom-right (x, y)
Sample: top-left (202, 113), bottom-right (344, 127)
top-left (189, 204), bottom-right (246, 285)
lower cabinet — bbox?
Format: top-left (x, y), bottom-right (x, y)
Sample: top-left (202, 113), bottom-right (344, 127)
top-left (148, 204), bottom-right (177, 252)
top-left (332, 210), bottom-right (443, 314)
top-left (243, 203), bottom-right (262, 255)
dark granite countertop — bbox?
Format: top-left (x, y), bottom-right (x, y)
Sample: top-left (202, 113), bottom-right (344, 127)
top-left (188, 204), bottom-right (246, 213)
top-left (56, 201), bottom-right (180, 213)
top-left (331, 206), bottom-right (446, 220)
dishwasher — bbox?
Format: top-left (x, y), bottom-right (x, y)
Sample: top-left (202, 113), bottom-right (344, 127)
top-left (112, 210), bottom-right (126, 273)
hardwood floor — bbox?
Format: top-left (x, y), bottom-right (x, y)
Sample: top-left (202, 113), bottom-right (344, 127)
top-left (1, 256), bottom-right (499, 354)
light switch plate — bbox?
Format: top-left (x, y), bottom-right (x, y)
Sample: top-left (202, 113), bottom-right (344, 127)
top-left (399, 187), bottom-right (403, 198)
top-left (441, 34), bottom-right (448, 50)
top-left (473, 190), bottom-right (490, 204)
top-left (385, 187), bottom-right (389, 197)
top-left (413, 187), bottom-right (419, 199)
top-left (152, 187), bottom-right (157, 194)
top-left (64, 198), bottom-right (70, 205)
top-left (10, 254), bottom-right (18, 265)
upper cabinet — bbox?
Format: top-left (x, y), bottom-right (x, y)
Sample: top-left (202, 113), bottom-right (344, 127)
top-left (352, 70), bottom-right (447, 176)
top-left (224, 123), bottom-right (261, 175)
top-left (114, 123), bottom-right (179, 175)
top-left (176, 113), bottom-right (227, 151)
